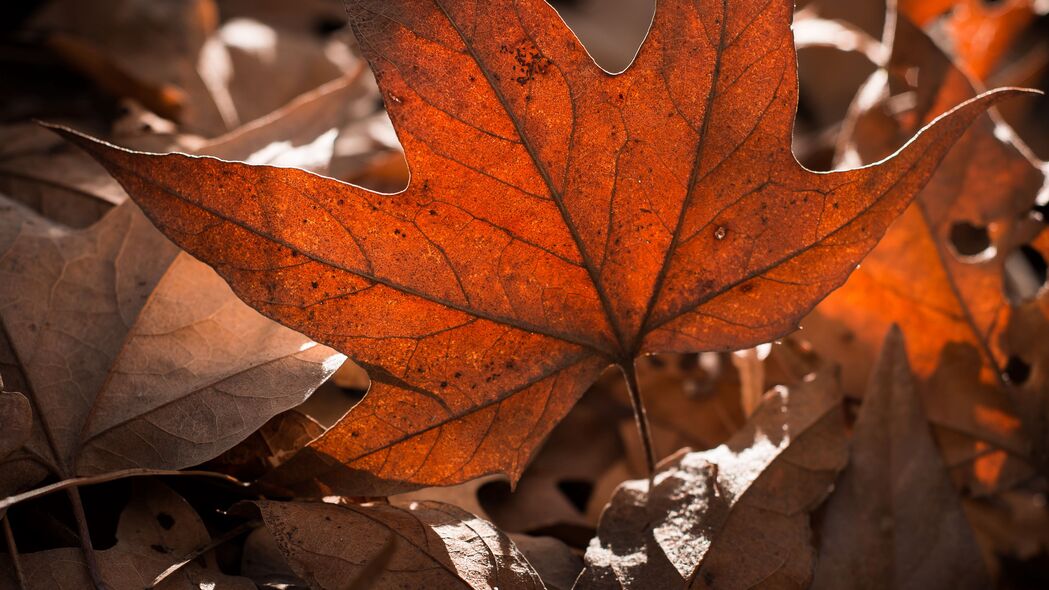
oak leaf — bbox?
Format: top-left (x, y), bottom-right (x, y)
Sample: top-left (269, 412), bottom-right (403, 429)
top-left (577, 365), bottom-right (846, 589)
top-left (249, 499), bottom-right (544, 590)
top-left (803, 15), bottom-right (1047, 488)
top-left (57, 0), bottom-right (1028, 493)
top-left (811, 328), bottom-right (990, 589)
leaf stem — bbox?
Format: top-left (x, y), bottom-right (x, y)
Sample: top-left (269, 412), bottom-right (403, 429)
top-left (620, 361), bottom-right (657, 481)
top-left (66, 487), bottom-right (110, 590)
top-left (2, 514), bottom-right (27, 590)
top-left (0, 469), bottom-right (247, 512)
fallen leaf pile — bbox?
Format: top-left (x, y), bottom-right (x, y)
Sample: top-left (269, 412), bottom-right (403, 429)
top-left (1, 0), bottom-right (1048, 588)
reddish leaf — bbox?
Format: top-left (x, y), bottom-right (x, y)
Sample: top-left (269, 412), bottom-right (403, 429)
top-left (899, 0), bottom-right (1040, 80)
top-left (56, 0), bottom-right (1028, 492)
top-left (803, 14), bottom-right (1046, 489)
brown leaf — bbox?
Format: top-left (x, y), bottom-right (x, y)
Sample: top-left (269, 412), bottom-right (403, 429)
top-left (56, 0), bottom-right (1026, 493)
top-left (0, 124), bottom-right (127, 228)
top-left (33, 0), bottom-right (352, 135)
top-left (577, 366), bottom-right (846, 589)
top-left (0, 200), bottom-right (343, 496)
top-left (201, 410), bottom-right (326, 481)
top-left (812, 328), bottom-right (990, 589)
top-left (0, 480), bottom-right (254, 590)
top-left (0, 379), bottom-right (31, 460)
top-left (509, 534), bottom-right (583, 590)
top-left (250, 499), bottom-right (544, 590)
top-left (1001, 228), bottom-right (1049, 469)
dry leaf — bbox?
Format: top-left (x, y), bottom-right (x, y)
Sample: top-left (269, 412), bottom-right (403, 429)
top-left (900, 0), bottom-right (1042, 80)
top-left (33, 0), bottom-right (352, 136)
top-left (0, 200), bottom-right (343, 496)
top-left (0, 379), bottom-right (31, 460)
top-left (509, 534), bottom-right (583, 590)
top-left (577, 366), bottom-right (846, 589)
top-left (802, 13), bottom-right (1046, 490)
top-left (0, 124), bottom-right (127, 228)
top-left (1002, 229), bottom-right (1049, 469)
top-left (0, 480), bottom-right (254, 590)
top-left (812, 328), bottom-right (990, 589)
top-left (56, 0), bottom-right (1025, 495)
top-left (250, 499), bottom-right (544, 590)
top-left (201, 410), bottom-right (326, 481)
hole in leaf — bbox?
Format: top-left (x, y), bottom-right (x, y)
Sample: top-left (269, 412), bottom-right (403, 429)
top-left (1003, 356), bottom-right (1032, 385)
top-left (156, 512), bottom-right (175, 530)
top-left (949, 221), bottom-right (994, 259)
top-left (557, 479), bottom-right (594, 513)
top-left (1003, 245), bottom-right (1048, 304)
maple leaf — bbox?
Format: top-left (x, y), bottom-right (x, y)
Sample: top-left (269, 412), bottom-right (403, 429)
top-left (0, 200), bottom-right (343, 496)
top-left (248, 499), bottom-right (544, 590)
top-left (812, 328), bottom-right (990, 589)
top-left (803, 15), bottom-right (1047, 489)
top-left (56, 0), bottom-right (1030, 493)
top-left (577, 365), bottom-right (846, 589)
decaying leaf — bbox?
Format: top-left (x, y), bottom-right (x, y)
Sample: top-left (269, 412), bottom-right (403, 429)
top-left (0, 480), bottom-right (254, 590)
top-left (577, 365), bottom-right (846, 589)
top-left (250, 499), bottom-right (543, 590)
top-left (802, 13), bottom-right (1047, 489)
top-left (1002, 229), bottom-right (1049, 469)
top-left (54, 0), bottom-right (1028, 495)
top-left (0, 199), bottom-right (343, 496)
top-left (812, 328), bottom-right (990, 589)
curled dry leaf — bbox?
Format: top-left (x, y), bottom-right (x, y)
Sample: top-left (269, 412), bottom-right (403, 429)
top-left (0, 199), bottom-right (344, 496)
top-left (57, 0), bottom-right (1027, 495)
top-left (812, 328), bottom-right (990, 589)
top-left (803, 14), bottom-right (1046, 489)
top-left (32, 0), bottom-right (352, 136)
top-left (577, 366), bottom-right (847, 589)
top-left (250, 499), bottom-right (544, 590)
top-left (0, 480), bottom-right (254, 590)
